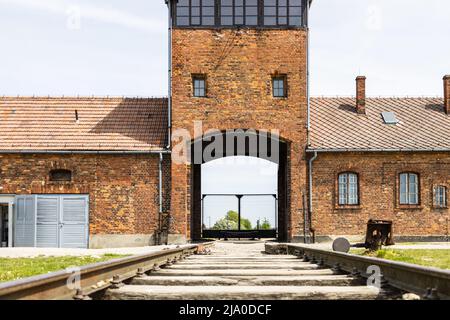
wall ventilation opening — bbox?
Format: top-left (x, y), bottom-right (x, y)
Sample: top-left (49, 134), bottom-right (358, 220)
top-left (49, 169), bottom-right (72, 182)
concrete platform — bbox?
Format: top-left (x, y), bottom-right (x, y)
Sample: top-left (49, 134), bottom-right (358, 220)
top-left (105, 285), bottom-right (381, 300)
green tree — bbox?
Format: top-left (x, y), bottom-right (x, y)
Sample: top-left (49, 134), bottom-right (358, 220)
top-left (212, 210), bottom-right (252, 230)
top-left (260, 218), bottom-right (272, 230)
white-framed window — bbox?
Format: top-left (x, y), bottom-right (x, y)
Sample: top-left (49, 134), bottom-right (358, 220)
top-left (399, 173), bottom-right (419, 205)
top-left (434, 186), bottom-right (447, 208)
top-left (338, 172), bottom-right (359, 205)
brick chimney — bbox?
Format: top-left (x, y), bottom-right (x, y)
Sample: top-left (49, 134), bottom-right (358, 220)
top-left (444, 75), bottom-right (450, 114)
top-left (356, 76), bottom-right (366, 114)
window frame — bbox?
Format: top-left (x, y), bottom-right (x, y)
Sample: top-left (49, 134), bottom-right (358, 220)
top-left (172, 0), bottom-right (308, 29)
top-left (192, 74), bottom-right (207, 97)
top-left (337, 172), bottom-right (360, 206)
top-left (272, 75), bottom-right (287, 98)
top-left (433, 185), bottom-right (448, 209)
top-left (398, 172), bottom-right (420, 206)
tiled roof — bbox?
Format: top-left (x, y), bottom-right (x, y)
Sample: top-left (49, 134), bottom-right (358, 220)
top-left (309, 97), bottom-right (450, 152)
top-left (0, 97), bottom-right (168, 152)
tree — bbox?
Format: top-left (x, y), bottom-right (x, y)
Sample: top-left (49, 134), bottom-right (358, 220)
top-left (260, 218), bottom-right (272, 230)
top-left (212, 210), bottom-right (252, 230)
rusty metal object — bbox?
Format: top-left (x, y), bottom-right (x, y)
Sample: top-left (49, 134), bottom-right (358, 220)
top-left (0, 243), bottom-right (214, 300)
top-left (365, 219), bottom-right (395, 250)
top-left (267, 243), bottom-right (450, 300)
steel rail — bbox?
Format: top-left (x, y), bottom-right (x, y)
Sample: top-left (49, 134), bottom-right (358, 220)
top-left (0, 243), bottom-right (213, 300)
top-left (266, 243), bottom-right (450, 300)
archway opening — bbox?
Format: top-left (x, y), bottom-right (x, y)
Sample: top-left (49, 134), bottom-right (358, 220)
top-left (190, 131), bottom-right (289, 241)
top-left (201, 156), bottom-right (278, 239)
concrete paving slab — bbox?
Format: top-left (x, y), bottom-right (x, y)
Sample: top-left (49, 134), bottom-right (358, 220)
top-left (165, 263), bottom-right (321, 270)
top-left (132, 275), bottom-right (355, 287)
top-left (151, 268), bottom-right (336, 277)
top-left (0, 245), bottom-right (192, 258)
top-left (105, 285), bottom-right (381, 300)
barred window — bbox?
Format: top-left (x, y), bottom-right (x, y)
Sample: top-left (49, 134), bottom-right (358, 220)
top-left (338, 172), bottom-right (359, 205)
top-left (399, 173), bottom-right (419, 205)
top-left (434, 186), bottom-right (447, 208)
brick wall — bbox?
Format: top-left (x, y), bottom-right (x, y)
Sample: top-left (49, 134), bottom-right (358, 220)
top-left (310, 152), bottom-right (450, 238)
top-left (171, 28), bottom-right (309, 241)
top-left (0, 153), bottom-right (163, 237)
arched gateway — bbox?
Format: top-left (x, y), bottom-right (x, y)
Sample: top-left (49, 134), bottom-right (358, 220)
top-left (190, 130), bottom-right (289, 241)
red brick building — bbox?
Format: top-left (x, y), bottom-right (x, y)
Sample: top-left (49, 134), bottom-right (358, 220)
top-left (0, 1), bottom-right (448, 248)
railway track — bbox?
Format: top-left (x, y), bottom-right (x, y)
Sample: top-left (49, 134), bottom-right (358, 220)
top-left (103, 242), bottom-right (402, 300)
top-left (1, 241), bottom-right (448, 300)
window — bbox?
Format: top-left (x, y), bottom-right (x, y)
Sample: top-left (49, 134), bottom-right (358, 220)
top-left (264, 0), bottom-right (303, 26)
top-left (338, 172), bottom-right (359, 205)
top-left (434, 186), bottom-right (447, 208)
top-left (193, 75), bottom-right (206, 97)
top-left (272, 76), bottom-right (286, 97)
top-left (49, 169), bottom-right (72, 182)
top-left (174, 0), bottom-right (306, 28)
top-left (176, 0), bottom-right (216, 26)
top-left (399, 173), bottom-right (419, 205)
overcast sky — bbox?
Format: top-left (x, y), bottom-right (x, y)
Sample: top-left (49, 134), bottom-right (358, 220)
top-left (1, 0), bottom-right (448, 229)
top-left (0, 0), bottom-right (449, 97)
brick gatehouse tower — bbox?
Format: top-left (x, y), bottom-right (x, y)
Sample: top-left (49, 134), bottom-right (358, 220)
top-left (167, 0), bottom-right (311, 243)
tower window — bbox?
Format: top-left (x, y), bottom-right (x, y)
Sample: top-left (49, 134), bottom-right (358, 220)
top-left (173, 0), bottom-right (306, 28)
top-left (272, 76), bottom-right (287, 97)
top-left (193, 75), bottom-right (206, 97)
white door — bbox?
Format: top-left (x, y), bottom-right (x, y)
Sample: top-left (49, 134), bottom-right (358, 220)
top-left (60, 196), bottom-right (89, 248)
top-left (33, 195), bottom-right (89, 248)
top-left (36, 196), bottom-right (59, 248)
top-left (14, 195), bottom-right (36, 247)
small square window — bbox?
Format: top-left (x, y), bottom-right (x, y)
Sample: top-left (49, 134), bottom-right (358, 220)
top-left (272, 76), bottom-right (287, 98)
top-left (193, 76), bottom-right (206, 97)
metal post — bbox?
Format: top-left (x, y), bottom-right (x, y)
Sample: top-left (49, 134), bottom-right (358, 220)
top-left (237, 195), bottom-right (243, 231)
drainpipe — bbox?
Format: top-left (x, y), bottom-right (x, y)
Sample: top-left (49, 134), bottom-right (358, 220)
top-left (157, 152), bottom-right (164, 245)
top-left (307, 151), bottom-right (318, 244)
top-left (306, 0), bottom-right (311, 146)
top-left (166, 0), bottom-right (173, 150)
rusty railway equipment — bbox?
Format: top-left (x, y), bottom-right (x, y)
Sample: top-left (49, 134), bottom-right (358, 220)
top-left (265, 243), bottom-right (450, 300)
top-left (365, 220), bottom-right (395, 250)
top-left (0, 242), bottom-right (213, 300)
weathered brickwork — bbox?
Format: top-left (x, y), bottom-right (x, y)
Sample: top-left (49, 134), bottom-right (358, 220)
top-left (171, 28), bottom-right (309, 241)
top-left (311, 152), bottom-right (450, 238)
top-left (0, 153), bottom-right (164, 240)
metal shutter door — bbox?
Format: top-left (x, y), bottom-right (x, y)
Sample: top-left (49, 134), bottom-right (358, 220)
top-left (60, 196), bottom-right (88, 248)
top-left (36, 196), bottom-right (59, 248)
top-left (14, 195), bottom-right (36, 247)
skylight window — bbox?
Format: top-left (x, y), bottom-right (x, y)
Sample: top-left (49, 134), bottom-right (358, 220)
top-left (381, 112), bottom-right (399, 125)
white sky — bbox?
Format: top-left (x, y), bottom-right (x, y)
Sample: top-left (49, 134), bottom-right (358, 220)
top-left (0, 0), bottom-right (448, 97)
top-left (0, 0), bottom-right (448, 230)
